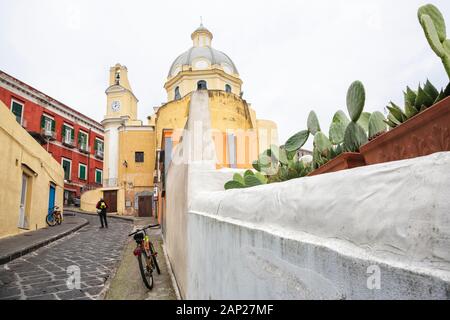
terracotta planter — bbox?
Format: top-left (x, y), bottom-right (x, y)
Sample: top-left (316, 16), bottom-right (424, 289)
top-left (308, 152), bottom-right (366, 176)
top-left (360, 96), bottom-right (450, 165)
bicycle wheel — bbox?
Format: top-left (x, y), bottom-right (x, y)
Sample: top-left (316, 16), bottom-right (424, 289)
top-left (46, 214), bottom-right (56, 227)
top-left (137, 250), bottom-right (153, 290)
top-left (56, 214), bottom-right (62, 225)
top-left (150, 242), bottom-right (161, 275)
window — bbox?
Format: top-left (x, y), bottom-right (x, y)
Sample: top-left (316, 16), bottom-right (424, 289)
top-left (225, 84), bottom-right (232, 93)
top-left (135, 151), bottom-right (144, 163)
top-left (11, 100), bottom-right (24, 125)
top-left (95, 169), bottom-right (103, 184)
top-left (95, 139), bottom-right (104, 158)
top-left (78, 131), bottom-right (88, 152)
top-left (40, 115), bottom-right (55, 136)
top-left (62, 158), bottom-right (72, 181)
top-left (78, 163), bottom-right (87, 180)
top-left (62, 124), bottom-right (74, 145)
top-left (197, 80), bottom-right (207, 90)
top-left (174, 87), bottom-right (181, 100)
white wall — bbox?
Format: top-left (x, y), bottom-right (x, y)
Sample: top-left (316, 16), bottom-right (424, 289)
top-left (164, 90), bottom-right (450, 299)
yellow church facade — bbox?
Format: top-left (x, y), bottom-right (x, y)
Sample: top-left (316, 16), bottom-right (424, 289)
top-left (81, 24), bottom-right (278, 217)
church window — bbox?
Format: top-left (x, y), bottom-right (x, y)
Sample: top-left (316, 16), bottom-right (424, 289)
top-left (225, 84), bottom-right (232, 93)
top-left (197, 80), bottom-right (207, 90)
top-left (174, 87), bottom-right (181, 100)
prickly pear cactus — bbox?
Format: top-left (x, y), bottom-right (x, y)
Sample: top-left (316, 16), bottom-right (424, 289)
top-left (418, 4), bottom-right (450, 78)
top-left (346, 81), bottom-right (366, 122)
top-left (329, 110), bottom-right (350, 145)
top-left (285, 130), bottom-right (309, 152)
top-left (368, 111), bottom-right (387, 139)
top-left (307, 111), bottom-right (321, 135)
top-left (343, 121), bottom-right (368, 152)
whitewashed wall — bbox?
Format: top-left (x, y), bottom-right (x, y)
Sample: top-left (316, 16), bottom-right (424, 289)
top-left (164, 91), bottom-right (450, 299)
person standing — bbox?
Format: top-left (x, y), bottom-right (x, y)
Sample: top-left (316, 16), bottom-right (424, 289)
top-left (96, 198), bottom-right (109, 229)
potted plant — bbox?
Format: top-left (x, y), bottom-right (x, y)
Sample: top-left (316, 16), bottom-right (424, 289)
top-left (308, 81), bottom-right (386, 176)
top-left (360, 4), bottom-right (450, 165)
top-left (360, 80), bottom-right (450, 165)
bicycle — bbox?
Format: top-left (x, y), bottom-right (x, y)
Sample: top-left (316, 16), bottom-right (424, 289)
top-left (46, 206), bottom-right (62, 227)
top-left (128, 224), bottom-right (161, 290)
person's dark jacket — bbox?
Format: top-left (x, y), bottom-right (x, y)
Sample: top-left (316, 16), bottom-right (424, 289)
top-left (96, 201), bottom-right (108, 214)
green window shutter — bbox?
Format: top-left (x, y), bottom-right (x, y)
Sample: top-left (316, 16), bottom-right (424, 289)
top-left (71, 128), bottom-right (75, 140)
top-left (96, 170), bottom-right (102, 184)
top-left (51, 119), bottom-right (55, 132)
top-left (94, 140), bottom-right (98, 151)
top-left (78, 132), bottom-right (82, 145)
top-left (11, 102), bottom-right (23, 123)
top-left (62, 125), bottom-right (66, 140)
top-left (79, 165), bottom-right (86, 180)
top-left (40, 115), bottom-right (45, 129)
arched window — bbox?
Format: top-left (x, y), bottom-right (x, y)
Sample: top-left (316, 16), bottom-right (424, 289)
top-left (197, 80), bottom-right (207, 90)
top-left (174, 87), bottom-right (181, 100)
top-left (225, 84), bottom-right (232, 93)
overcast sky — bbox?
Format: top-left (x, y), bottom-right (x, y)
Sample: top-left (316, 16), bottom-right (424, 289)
top-left (1, 0), bottom-right (449, 149)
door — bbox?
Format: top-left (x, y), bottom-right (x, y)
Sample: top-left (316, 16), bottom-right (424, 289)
top-left (48, 185), bottom-right (56, 214)
top-left (103, 190), bottom-right (117, 213)
top-left (18, 173), bottom-right (28, 228)
top-left (138, 196), bottom-right (152, 217)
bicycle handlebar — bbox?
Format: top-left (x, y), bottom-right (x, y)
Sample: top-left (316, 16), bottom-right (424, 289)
top-left (128, 224), bottom-right (160, 236)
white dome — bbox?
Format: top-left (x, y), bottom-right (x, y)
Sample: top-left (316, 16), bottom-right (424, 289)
top-left (168, 46), bottom-right (239, 77)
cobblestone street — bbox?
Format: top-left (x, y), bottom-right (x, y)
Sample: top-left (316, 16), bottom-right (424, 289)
top-left (0, 213), bottom-right (132, 300)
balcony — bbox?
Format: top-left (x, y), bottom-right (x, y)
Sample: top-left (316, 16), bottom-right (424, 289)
top-left (79, 144), bottom-right (90, 154)
top-left (103, 178), bottom-right (118, 188)
top-left (95, 149), bottom-right (104, 159)
top-left (62, 137), bottom-right (75, 148)
top-left (40, 128), bottom-right (56, 140)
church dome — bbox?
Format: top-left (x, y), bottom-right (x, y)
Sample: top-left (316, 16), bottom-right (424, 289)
top-left (168, 24), bottom-right (239, 78)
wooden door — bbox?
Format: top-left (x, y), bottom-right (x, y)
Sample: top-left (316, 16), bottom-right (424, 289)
top-left (138, 196), bottom-right (152, 217)
top-left (103, 190), bottom-right (117, 213)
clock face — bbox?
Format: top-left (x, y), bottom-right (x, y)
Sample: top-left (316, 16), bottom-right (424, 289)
top-left (111, 100), bottom-right (121, 112)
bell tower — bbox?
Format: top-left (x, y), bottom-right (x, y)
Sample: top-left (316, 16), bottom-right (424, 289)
top-left (104, 63), bottom-right (138, 120)
top-left (102, 63), bottom-right (139, 187)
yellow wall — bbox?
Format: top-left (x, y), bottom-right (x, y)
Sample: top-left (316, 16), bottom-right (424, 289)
top-left (80, 188), bottom-right (103, 212)
top-left (80, 187), bottom-right (127, 215)
top-left (155, 90), bottom-right (269, 168)
top-left (0, 102), bottom-right (64, 239)
top-left (165, 70), bottom-right (242, 101)
top-left (117, 127), bottom-right (155, 215)
top-left (257, 119), bottom-right (279, 152)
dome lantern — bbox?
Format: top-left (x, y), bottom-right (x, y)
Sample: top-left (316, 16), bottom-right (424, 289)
top-left (191, 23), bottom-right (213, 47)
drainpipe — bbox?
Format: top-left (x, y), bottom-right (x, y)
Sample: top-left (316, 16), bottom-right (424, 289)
top-left (87, 128), bottom-right (91, 188)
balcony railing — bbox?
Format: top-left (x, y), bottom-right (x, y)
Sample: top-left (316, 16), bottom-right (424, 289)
top-left (95, 149), bottom-right (104, 159)
top-left (62, 137), bottom-right (75, 148)
top-left (103, 178), bottom-right (118, 187)
top-left (40, 128), bottom-right (56, 140)
top-left (79, 144), bottom-right (90, 154)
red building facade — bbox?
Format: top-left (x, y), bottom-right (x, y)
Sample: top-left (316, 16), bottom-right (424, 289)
top-left (0, 70), bottom-right (104, 204)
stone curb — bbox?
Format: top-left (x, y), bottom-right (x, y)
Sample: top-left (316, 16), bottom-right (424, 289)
top-left (0, 218), bottom-right (89, 265)
top-left (64, 208), bottom-right (135, 222)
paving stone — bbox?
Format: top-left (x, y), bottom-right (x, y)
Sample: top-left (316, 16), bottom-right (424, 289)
top-left (55, 289), bottom-right (88, 300)
top-left (0, 213), bottom-right (132, 300)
